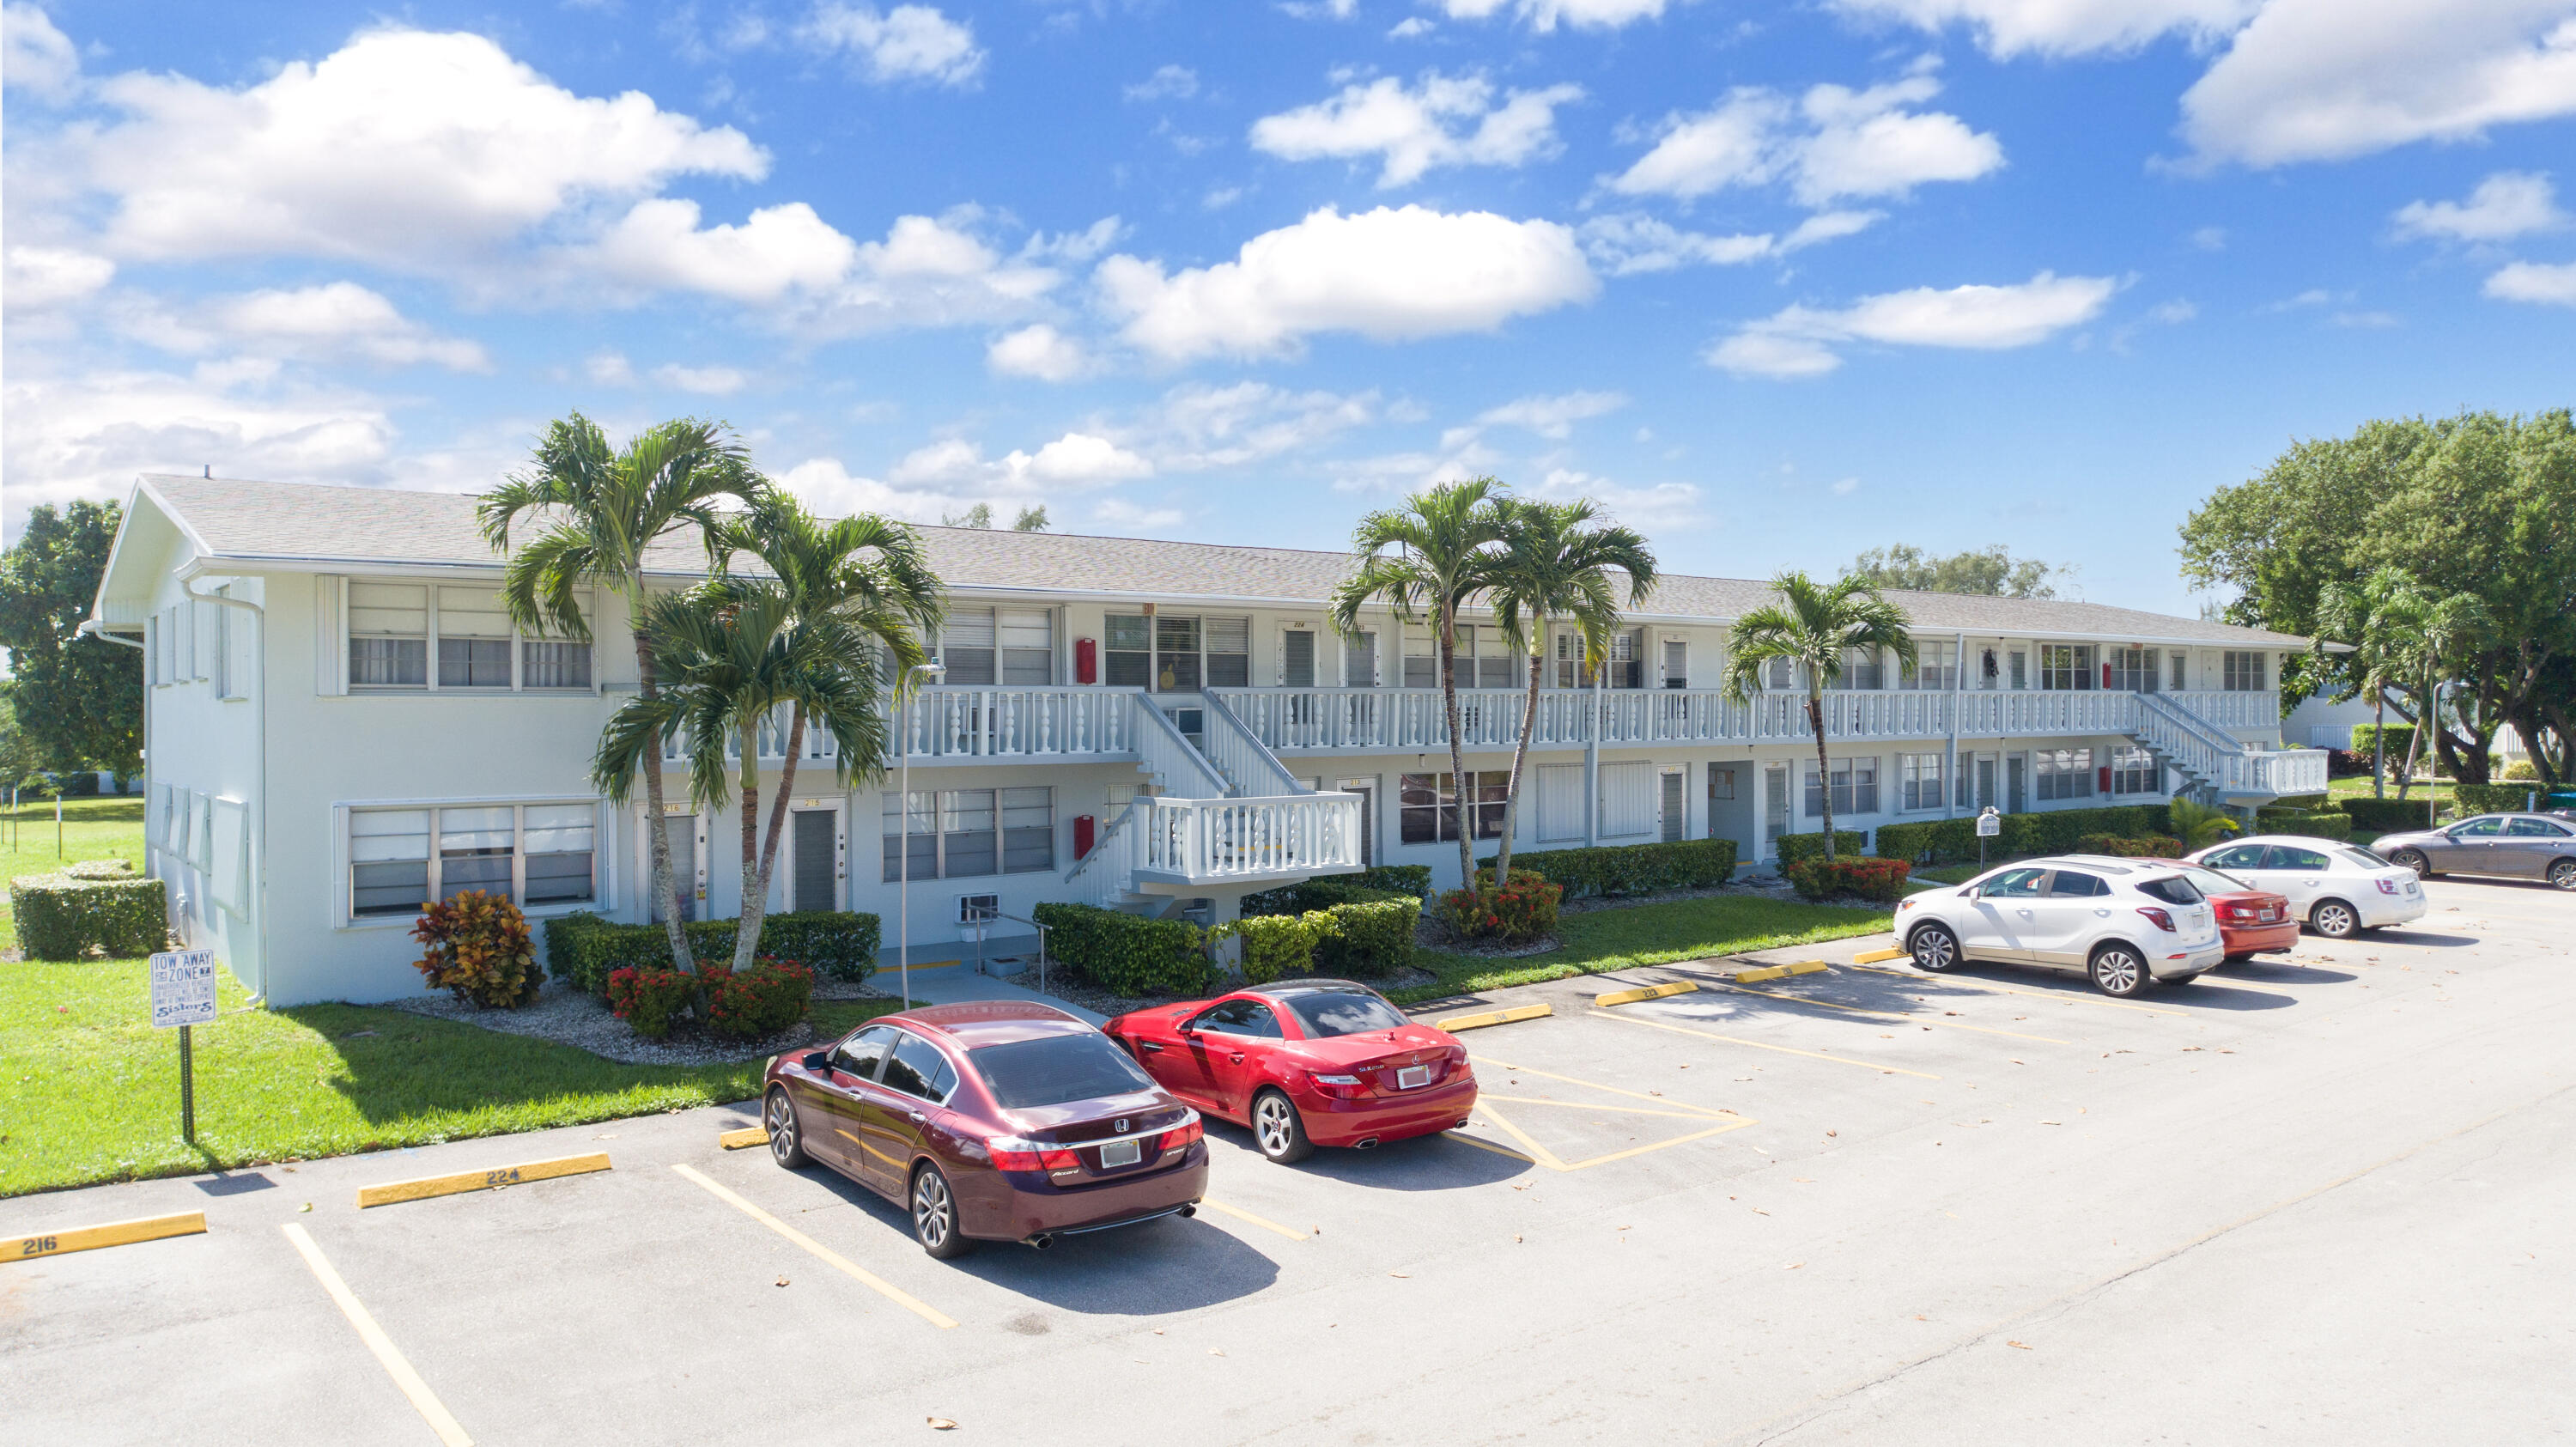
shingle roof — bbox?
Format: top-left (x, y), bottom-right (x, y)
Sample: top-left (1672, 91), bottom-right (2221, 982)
top-left (133, 474), bottom-right (2318, 648)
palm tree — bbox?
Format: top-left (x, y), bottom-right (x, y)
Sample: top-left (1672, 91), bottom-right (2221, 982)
top-left (1329, 479), bottom-right (1510, 890)
top-left (2316, 567), bottom-right (2428, 799)
top-left (480, 415), bottom-right (760, 973)
top-left (2168, 795), bottom-right (2239, 850)
top-left (1486, 497), bottom-right (1656, 882)
top-left (2388, 592), bottom-right (2493, 802)
top-left (1720, 572), bottom-right (1917, 864)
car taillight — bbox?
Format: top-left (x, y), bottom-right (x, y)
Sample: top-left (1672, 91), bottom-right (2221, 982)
top-left (1157, 1116), bottom-right (1203, 1154)
top-left (2136, 906), bottom-right (2176, 932)
top-left (1309, 1071), bottom-right (1367, 1097)
top-left (2376, 878), bottom-right (2402, 895)
top-left (986, 1136), bottom-right (1081, 1171)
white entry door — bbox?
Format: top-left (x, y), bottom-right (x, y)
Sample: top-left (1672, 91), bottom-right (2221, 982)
top-left (786, 800), bottom-right (846, 915)
top-left (648, 809), bottom-right (710, 922)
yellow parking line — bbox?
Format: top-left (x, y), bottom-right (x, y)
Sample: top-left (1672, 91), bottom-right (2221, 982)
top-left (10, 1211), bottom-right (204, 1262)
top-left (671, 1164), bottom-right (957, 1329)
top-left (1473, 1055), bottom-right (1734, 1117)
top-left (1705, 982), bottom-right (2073, 1044)
top-left (1588, 1009), bottom-right (1943, 1080)
top-left (1478, 1093), bottom-right (1735, 1122)
top-left (281, 1224), bottom-right (473, 1447)
top-left (1558, 1120), bottom-right (1752, 1171)
top-left (1840, 964), bottom-right (2188, 1017)
top-left (1470, 1102), bottom-right (1575, 1171)
top-left (1198, 1198), bottom-right (1311, 1242)
top-left (1443, 1130), bottom-right (1536, 1164)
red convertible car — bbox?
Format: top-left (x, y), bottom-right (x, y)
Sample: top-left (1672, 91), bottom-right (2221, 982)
top-left (1105, 980), bottom-right (1476, 1164)
top-left (761, 1002), bottom-right (1206, 1258)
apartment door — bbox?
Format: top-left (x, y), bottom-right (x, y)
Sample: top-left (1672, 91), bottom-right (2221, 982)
top-left (1336, 779), bottom-right (1376, 866)
top-left (1660, 768), bottom-right (1687, 842)
top-left (789, 804), bottom-right (844, 914)
top-left (650, 810), bottom-right (708, 922)
top-left (1764, 764), bottom-right (1790, 853)
top-left (2006, 755), bottom-right (2028, 815)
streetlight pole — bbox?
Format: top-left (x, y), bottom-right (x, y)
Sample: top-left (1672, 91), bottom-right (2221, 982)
top-left (898, 660), bottom-right (945, 1009)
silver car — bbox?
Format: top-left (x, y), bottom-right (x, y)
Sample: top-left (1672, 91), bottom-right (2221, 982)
top-left (2372, 813), bottom-right (2576, 890)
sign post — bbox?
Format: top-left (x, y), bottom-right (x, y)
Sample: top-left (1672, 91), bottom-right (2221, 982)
top-left (1975, 806), bottom-right (2002, 868)
top-left (149, 950), bottom-right (219, 1145)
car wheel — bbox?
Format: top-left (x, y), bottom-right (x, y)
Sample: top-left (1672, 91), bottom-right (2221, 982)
top-left (1909, 923), bottom-right (1960, 973)
top-left (2549, 859), bottom-right (2576, 891)
top-left (2389, 848), bottom-right (2433, 879)
top-left (763, 1087), bottom-right (808, 1170)
top-left (2309, 898), bottom-right (2360, 939)
top-left (1251, 1089), bottom-right (1314, 1164)
top-left (910, 1164), bottom-right (976, 1260)
top-left (2088, 943), bottom-right (2150, 998)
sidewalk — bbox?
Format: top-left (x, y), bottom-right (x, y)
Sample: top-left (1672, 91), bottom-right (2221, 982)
top-left (871, 931), bottom-right (1106, 1024)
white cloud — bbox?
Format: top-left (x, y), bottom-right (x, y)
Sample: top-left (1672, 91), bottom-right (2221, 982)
top-left (1525, 468), bottom-right (1704, 528)
top-left (1390, 16), bottom-right (1437, 35)
top-left (1249, 71), bottom-right (1584, 187)
top-left (209, 283), bottom-right (491, 370)
top-left (783, 210), bottom-right (1091, 337)
top-left (650, 363), bottom-right (748, 394)
top-left (68, 29), bottom-right (764, 271)
top-left (799, 3), bottom-right (984, 86)
top-left (1327, 437), bottom-right (1505, 494)
top-left (3, 245), bottom-right (114, 309)
top-left (586, 199), bottom-right (860, 302)
top-left (2147, 298), bottom-right (2200, 323)
top-left (2190, 225), bottom-right (2229, 250)
top-left (1121, 381), bottom-right (1379, 470)
top-left (2393, 171), bottom-right (2568, 241)
top-left (890, 432), bottom-right (1155, 492)
top-left (1089, 497), bottom-right (1188, 532)
top-left (1610, 73), bottom-right (2001, 204)
top-left (1829, 0), bottom-right (2258, 58)
top-left (1432, 0), bottom-right (1674, 32)
top-left (1097, 204), bottom-right (1597, 361)
top-left (2485, 258), bottom-right (2576, 304)
top-left (3, 0), bottom-right (79, 100)
top-left (586, 350), bottom-right (636, 386)
top-left (1474, 390), bottom-right (1628, 438)
top-left (1577, 210), bottom-right (1880, 274)
top-left (2181, 0), bottom-right (2576, 167)
top-left (1710, 271), bottom-right (2117, 377)
top-left (775, 457), bottom-right (955, 523)
top-left (1126, 64), bottom-right (1199, 101)
top-left (987, 323), bottom-right (1093, 381)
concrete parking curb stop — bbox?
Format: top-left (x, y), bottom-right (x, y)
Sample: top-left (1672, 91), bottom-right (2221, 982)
top-left (1734, 965), bottom-right (1791, 984)
top-left (9, 1210), bottom-right (206, 1262)
top-left (1851, 947), bottom-right (1908, 964)
top-left (1595, 981), bottom-right (1698, 1006)
top-left (355, 1152), bottom-right (613, 1209)
top-left (1786, 961), bottom-right (1832, 976)
top-left (1435, 1003), bottom-right (1554, 1031)
top-left (719, 1128), bottom-right (769, 1150)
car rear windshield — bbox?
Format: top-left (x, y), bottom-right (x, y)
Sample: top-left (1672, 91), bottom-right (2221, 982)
top-left (2335, 846), bottom-right (2392, 870)
top-left (969, 1034), bottom-right (1157, 1109)
top-left (2176, 866), bottom-right (2253, 897)
top-left (2135, 875), bottom-right (2204, 905)
top-left (1282, 989), bottom-right (1409, 1039)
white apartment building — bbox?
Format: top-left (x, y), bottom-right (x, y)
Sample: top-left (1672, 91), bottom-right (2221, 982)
top-left (88, 475), bottom-right (2329, 1006)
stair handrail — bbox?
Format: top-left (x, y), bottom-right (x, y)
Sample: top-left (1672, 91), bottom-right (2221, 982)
top-left (1127, 690), bottom-right (1233, 799)
top-left (2138, 691), bottom-right (2243, 757)
top-left (1065, 796), bottom-right (1146, 906)
top-left (1200, 690), bottom-right (1308, 797)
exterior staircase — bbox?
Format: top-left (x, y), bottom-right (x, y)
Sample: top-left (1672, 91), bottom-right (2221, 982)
top-left (2124, 692), bottom-right (2329, 806)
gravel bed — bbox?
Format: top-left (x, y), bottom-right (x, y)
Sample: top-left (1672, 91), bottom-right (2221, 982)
top-left (376, 973), bottom-right (883, 1067)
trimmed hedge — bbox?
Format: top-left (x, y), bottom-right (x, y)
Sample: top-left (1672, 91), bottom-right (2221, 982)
top-left (2075, 833), bottom-right (2185, 859)
top-left (1777, 830), bottom-right (1868, 866)
top-left (1473, 837), bottom-right (1738, 899)
top-left (1872, 803), bottom-right (2181, 867)
top-left (2351, 724), bottom-right (2417, 757)
top-left (1785, 857), bottom-right (1910, 903)
top-left (2454, 782), bottom-right (2559, 814)
top-left (1033, 903), bottom-right (1221, 998)
top-left (1219, 910), bottom-right (1341, 986)
top-left (1349, 864), bottom-right (1433, 897)
top-left (2253, 811), bottom-right (2353, 842)
top-left (544, 909), bottom-right (879, 994)
top-left (2339, 797), bottom-right (2434, 835)
top-left (1313, 896), bottom-right (1419, 978)
top-left (1240, 864), bottom-right (1433, 917)
top-left (10, 870), bottom-right (167, 960)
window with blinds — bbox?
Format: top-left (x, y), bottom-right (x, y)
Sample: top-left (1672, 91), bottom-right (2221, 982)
top-left (1404, 623), bottom-right (1516, 689)
top-left (1281, 629), bottom-right (1316, 688)
top-left (1104, 614), bottom-right (1152, 687)
top-left (1001, 609), bottom-right (1052, 684)
top-left (1343, 629), bottom-right (1377, 686)
top-left (941, 608), bottom-right (999, 686)
top-left (349, 582), bottom-right (429, 687)
top-left (1205, 616), bottom-right (1249, 688)
top-left (1662, 638), bottom-right (1688, 690)
top-left (882, 787), bottom-right (1054, 879)
top-left (345, 580), bottom-right (590, 691)
top-left (1903, 641), bottom-right (1958, 690)
top-left (347, 801), bottom-right (596, 918)
top-left (1832, 647), bottom-right (1886, 690)
top-left (437, 587), bottom-right (513, 689)
top-left (1765, 655), bottom-right (1796, 690)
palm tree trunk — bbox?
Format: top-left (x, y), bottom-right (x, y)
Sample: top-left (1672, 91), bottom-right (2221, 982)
top-left (2396, 673), bottom-right (2427, 799)
top-left (631, 603), bottom-right (696, 974)
top-left (1810, 692), bottom-right (1836, 864)
top-left (745, 704), bottom-right (805, 970)
top-left (1441, 607), bottom-right (1476, 891)
top-left (734, 727), bottom-right (768, 976)
top-left (1496, 644), bottom-right (1542, 881)
top-left (2372, 692), bottom-right (2386, 800)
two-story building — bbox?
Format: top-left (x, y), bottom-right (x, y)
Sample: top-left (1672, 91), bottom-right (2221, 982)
top-left (88, 474), bottom-right (2328, 1006)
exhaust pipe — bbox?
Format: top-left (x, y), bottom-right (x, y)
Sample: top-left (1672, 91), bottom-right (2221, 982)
top-left (1026, 1233), bottom-right (1055, 1251)
top-left (1353, 1137), bottom-right (1380, 1150)
top-left (1177, 1204), bottom-right (1196, 1219)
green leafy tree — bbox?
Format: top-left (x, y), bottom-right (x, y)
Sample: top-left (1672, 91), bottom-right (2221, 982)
top-left (2315, 567), bottom-right (2429, 799)
top-left (941, 502), bottom-right (994, 528)
top-left (478, 415), bottom-right (761, 973)
top-left (1486, 498), bottom-right (1656, 881)
top-left (1331, 479), bottom-right (1510, 889)
top-left (0, 501), bottom-right (142, 779)
top-left (2168, 797), bottom-right (2239, 850)
top-left (1847, 543), bottom-right (2067, 599)
top-left (1720, 573), bottom-right (1917, 862)
top-left (1011, 505), bottom-right (1049, 532)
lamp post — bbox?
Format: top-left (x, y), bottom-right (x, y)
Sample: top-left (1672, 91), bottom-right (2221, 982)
top-left (897, 660), bottom-right (946, 1008)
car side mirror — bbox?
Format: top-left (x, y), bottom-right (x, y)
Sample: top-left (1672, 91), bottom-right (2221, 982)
top-left (802, 1049), bottom-right (833, 1073)
top-left (1959, 885), bottom-right (1978, 900)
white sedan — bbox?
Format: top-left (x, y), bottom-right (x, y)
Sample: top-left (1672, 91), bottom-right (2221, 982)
top-left (2183, 836), bottom-right (2427, 939)
top-left (1893, 854), bottom-right (2227, 997)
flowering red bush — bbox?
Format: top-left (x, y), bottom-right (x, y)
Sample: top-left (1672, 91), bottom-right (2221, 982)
top-left (410, 891), bottom-right (542, 1008)
top-left (1784, 857), bottom-right (1911, 903)
top-left (1439, 868), bottom-right (1564, 945)
top-left (703, 957), bottom-right (815, 1040)
top-left (605, 965), bottom-right (696, 1039)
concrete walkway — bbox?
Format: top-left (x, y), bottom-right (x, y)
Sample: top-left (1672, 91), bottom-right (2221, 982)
top-left (870, 930), bottom-right (1105, 1024)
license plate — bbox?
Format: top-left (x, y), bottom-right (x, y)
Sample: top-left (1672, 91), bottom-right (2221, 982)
top-left (2260, 909), bottom-right (2277, 921)
top-left (1396, 1065), bottom-right (1431, 1090)
top-left (1098, 1140), bottom-right (1140, 1169)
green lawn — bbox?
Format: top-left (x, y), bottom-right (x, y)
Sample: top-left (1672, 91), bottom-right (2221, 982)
top-left (0, 954), bottom-right (899, 1198)
top-left (1389, 893), bottom-right (1893, 1005)
top-left (1, 796), bottom-right (148, 951)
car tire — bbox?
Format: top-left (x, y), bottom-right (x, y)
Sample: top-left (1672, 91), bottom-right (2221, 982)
top-left (2088, 942), bottom-right (2150, 998)
top-left (910, 1164), bottom-right (977, 1260)
top-left (2389, 848), bottom-right (2433, 879)
top-left (1909, 923), bottom-right (1960, 973)
top-left (2309, 898), bottom-right (2360, 939)
top-left (2549, 859), bottom-right (2576, 891)
top-left (1251, 1088), bottom-right (1314, 1164)
top-left (764, 1087), bottom-right (809, 1170)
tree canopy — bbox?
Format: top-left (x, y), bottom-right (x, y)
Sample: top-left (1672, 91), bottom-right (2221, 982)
top-left (0, 501), bottom-right (142, 779)
top-left (1846, 544), bottom-right (2066, 599)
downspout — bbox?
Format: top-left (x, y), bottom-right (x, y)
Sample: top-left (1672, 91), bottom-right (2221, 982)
top-left (1944, 631), bottom-right (1964, 820)
top-left (183, 577), bottom-right (268, 1008)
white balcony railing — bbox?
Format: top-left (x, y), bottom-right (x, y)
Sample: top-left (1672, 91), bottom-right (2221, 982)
top-left (1136, 793), bottom-right (1364, 885)
top-left (898, 686), bottom-right (1135, 763)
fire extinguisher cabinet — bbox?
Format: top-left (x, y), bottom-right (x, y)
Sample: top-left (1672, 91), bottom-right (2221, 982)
top-left (1074, 636), bottom-right (1098, 684)
top-left (1073, 814), bottom-right (1097, 859)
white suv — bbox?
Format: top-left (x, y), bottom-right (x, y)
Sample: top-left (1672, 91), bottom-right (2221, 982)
top-left (1893, 854), bottom-right (2227, 997)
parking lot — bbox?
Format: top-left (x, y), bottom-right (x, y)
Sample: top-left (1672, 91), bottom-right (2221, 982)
top-left (8, 874), bottom-right (2573, 1445)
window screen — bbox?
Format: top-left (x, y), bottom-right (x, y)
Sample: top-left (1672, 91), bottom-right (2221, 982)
top-left (349, 581), bottom-right (428, 687)
top-left (522, 803), bottom-right (596, 905)
top-left (1000, 787), bottom-right (1054, 872)
top-left (438, 806), bottom-right (515, 899)
top-left (1663, 638), bottom-right (1688, 690)
top-left (1342, 630), bottom-right (1376, 687)
top-left (941, 608), bottom-right (998, 686)
top-left (351, 808), bottom-right (430, 916)
top-left (1282, 629), bottom-right (1316, 689)
top-left (1104, 615), bottom-right (1151, 687)
top-left (1154, 615), bottom-right (1200, 690)
top-left (999, 609), bottom-right (1052, 685)
top-left (1205, 616), bottom-right (1249, 688)
top-left (436, 587), bottom-right (513, 689)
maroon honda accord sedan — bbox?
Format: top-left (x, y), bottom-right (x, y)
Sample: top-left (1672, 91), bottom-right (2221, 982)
top-left (760, 1001), bottom-right (1206, 1258)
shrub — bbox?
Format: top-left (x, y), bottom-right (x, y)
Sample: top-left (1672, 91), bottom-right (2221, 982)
top-left (1216, 910), bottom-right (1341, 985)
top-left (1473, 837), bottom-right (1737, 899)
top-left (1874, 804), bottom-right (2187, 866)
top-left (1314, 896), bottom-right (1421, 976)
top-left (9, 872), bottom-right (167, 961)
top-left (2253, 812), bottom-right (2353, 842)
top-left (1777, 830), bottom-right (1868, 866)
top-left (2351, 724), bottom-right (2416, 758)
top-left (2500, 759), bottom-right (2539, 781)
top-left (1240, 864), bottom-right (1434, 917)
top-left (753, 912), bottom-right (879, 983)
top-left (2340, 797), bottom-right (2434, 834)
top-left (63, 858), bottom-right (137, 880)
top-left (2324, 748), bottom-right (2372, 778)
top-left (1785, 857), bottom-right (1911, 903)
top-left (702, 958), bottom-right (816, 1039)
top-left (1350, 863), bottom-right (1433, 897)
top-left (2074, 833), bottom-right (2185, 858)
top-left (543, 909), bottom-right (879, 994)
top-left (1033, 903), bottom-right (1220, 997)
top-left (605, 965), bottom-right (697, 1040)
top-left (2452, 782), bottom-right (2543, 814)
top-left (409, 890), bottom-right (544, 1008)
top-left (1439, 869), bottom-right (1563, 946)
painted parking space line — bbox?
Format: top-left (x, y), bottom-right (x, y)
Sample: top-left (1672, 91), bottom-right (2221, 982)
top-left (1840, 963), bottom-right (2189, 1017)
top-left (1700, 980), bottom-right (2075, 1044)
top-left (355, 1152), bottom-right (612, 1209)
top-left (1478, 1092), bottom-right (1735, 1122)
top-left (1588, 1009), bottom-right (1943, 1080)
top-left (280, 1224), bottom-right (473, 1447)
top-left (1441, 1130), bottom-right (1537, 1164)
top-left (1465, 1055), bottom-right (1754, 1171)
top-left (10, 1210), bottom-right (205, 1263)
top-left (670, 1164), bottom-right (958, 1329)
top-left (1197, 1197), bottom-right (1312, 1242)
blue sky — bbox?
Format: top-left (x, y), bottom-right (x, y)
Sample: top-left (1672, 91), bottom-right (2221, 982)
top-left (4, 0), bottom-right (2572, 615)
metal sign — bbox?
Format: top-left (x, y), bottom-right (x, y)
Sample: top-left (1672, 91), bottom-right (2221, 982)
top-left (149, 950), bottom-right (219, 1028)
top-left (1975, 808), bottom-right (2002, 838)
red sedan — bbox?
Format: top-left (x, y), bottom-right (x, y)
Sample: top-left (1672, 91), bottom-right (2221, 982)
top-left (2155, 860), bottom-right (2300, 963)
top-left (1105, 980), bottom-right (1476, 1164)
top-left (761, 1002), bottom-right (1206, 1258)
